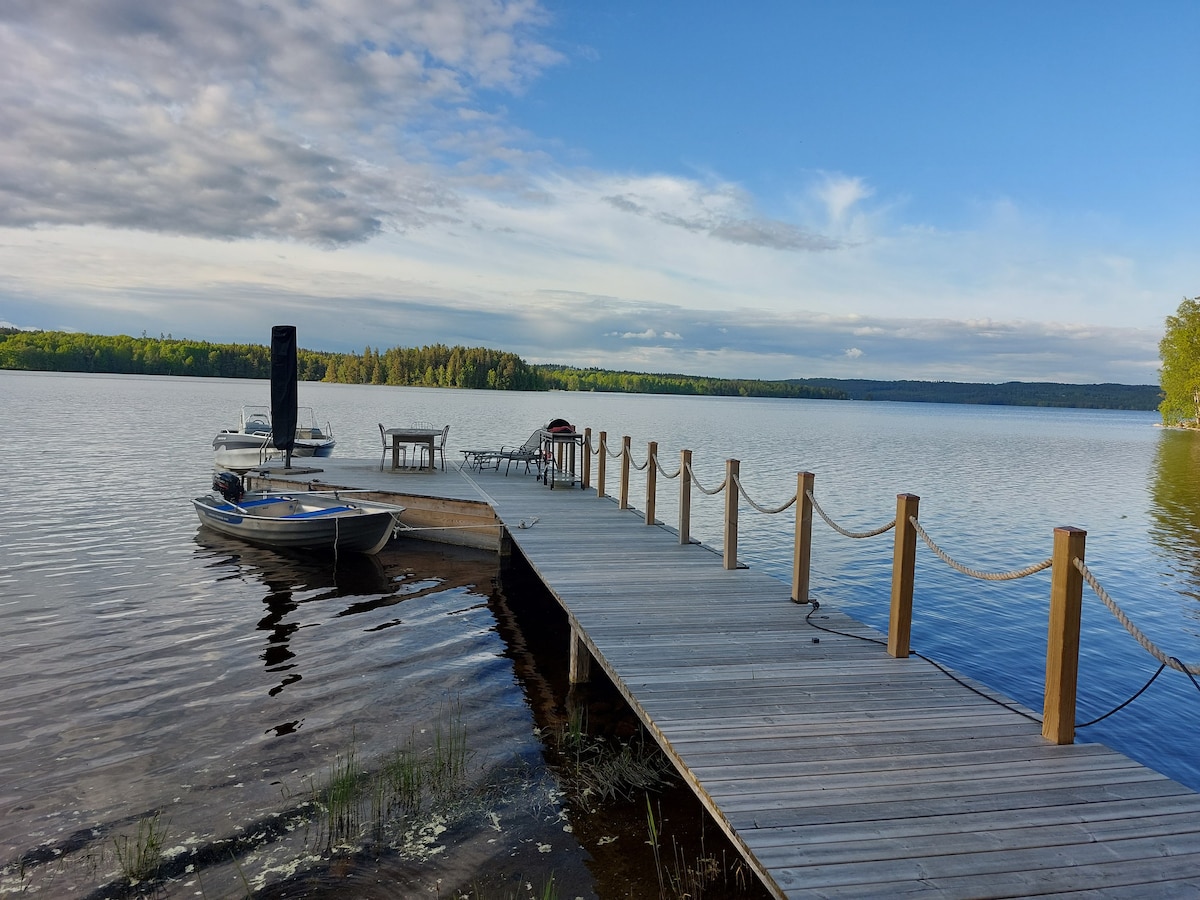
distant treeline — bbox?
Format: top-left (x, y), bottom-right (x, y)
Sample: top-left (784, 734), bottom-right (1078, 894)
top-left (535, 365), bottom-right (846, 400)
top-left (0, 328), bottom-right (1161, 409)
top-left (0, 329), bottom-right (540, 389)
top-left (0, 329), bottom-right (840, 398)
top-left (789, 378), bottom-right (1161, 410)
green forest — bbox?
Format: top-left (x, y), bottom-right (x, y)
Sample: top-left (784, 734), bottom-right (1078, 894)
top-left (0, 328), bottom-right (1162, 410)
top-left (790, 378), bottom-right (1160, 410)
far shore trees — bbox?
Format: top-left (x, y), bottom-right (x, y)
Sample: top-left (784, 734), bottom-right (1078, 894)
top-left (1159, 296), bottom-right (1200, 426)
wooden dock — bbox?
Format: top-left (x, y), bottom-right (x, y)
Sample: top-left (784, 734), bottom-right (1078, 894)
top-left (252, 457), bottom-right (1200, 898)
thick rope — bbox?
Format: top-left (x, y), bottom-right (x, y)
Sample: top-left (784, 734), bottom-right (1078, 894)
top-left (806, 489), bottom-right (895, 539)
top-left (653, 452), bottom-right (682, 479)
top-left (605, 440), bottom-right (623, 460)
top-left (626, 447), bottom-right (649, 471)
top-left (731, 473), bottom-right (797, 514)
top-left (911, 517), bottom-right (1052, 581)
top-left (1075, 559), bottom-right (1200, 675)
top-left (684, 461), bottom-right (726, 495)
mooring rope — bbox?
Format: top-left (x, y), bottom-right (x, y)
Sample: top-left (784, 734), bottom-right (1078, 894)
top-left (396, 523), bottom-right (508, 533)
top-left (1075, 558), bottom-right (1200, 675)
top-left (731, 474), bottom-right (797, 514)
top-left (911, 517), bottom-right (1052, 581)
top-left (805, 489), bottom-right (895, 539)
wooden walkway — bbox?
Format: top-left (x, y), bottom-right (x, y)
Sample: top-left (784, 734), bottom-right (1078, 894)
top-left (466, 465), bottom-right (1200, 899)
top-left (255, 458), bottom-right (1200, 897)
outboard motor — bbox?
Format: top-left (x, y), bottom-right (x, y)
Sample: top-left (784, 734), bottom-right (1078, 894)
top-left (213, 471), bottom-right (245, 504)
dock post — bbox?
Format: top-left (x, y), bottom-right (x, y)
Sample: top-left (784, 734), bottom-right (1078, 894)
top-left (888, 494), bottom-right (920, 658)
top-left (619, 435), bottom-right (631, 509)
top-left (596, 431), bottom-right (607, 499)
top-left (569, 624), bottom-right (591, 684)
top-left (1043, 526), bottom-right (1086, 745)
top-left (679, 449), bottom-right (692, 545)
top-left (645, 441), bottom-right (658, 525)
top-left (723, 459), bottom-right (740, 570)
top-left (582, 428), bottom-right (592, 489)
top-left (792, 472), bottom-right (815, 604)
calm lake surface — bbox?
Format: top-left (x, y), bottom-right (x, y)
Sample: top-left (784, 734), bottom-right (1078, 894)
top-left (3, 371), bottom-right (1199, 897)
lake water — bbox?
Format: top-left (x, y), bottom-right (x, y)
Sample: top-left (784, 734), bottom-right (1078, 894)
top-left (2, 371), bottom-right (1199, 897)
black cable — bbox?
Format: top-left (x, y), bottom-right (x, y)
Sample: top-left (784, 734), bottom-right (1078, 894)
top-left (803, 605), bottom-right (1200, 732)
top-left (802, 601), bottom-right (1035, 725)
top-left (1075, 663), bottom-right (1166, 729)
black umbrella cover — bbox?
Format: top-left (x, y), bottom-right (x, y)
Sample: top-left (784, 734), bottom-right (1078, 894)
top-left (270, 325), bottom-right (298, 452)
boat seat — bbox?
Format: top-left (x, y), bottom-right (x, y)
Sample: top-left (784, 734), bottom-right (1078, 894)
top-left (282, 506), bottom-right (355, 518)
top-left (239, 497), bottom-right (291, 508)
top-left (215, 497), bottom-right (289, 511)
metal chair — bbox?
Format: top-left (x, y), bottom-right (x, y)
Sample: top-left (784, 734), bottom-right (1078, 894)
top-left (407, 422), bottom-right (433, 468)
top-left (379, 423), bottom-right (406, 470)
top-left (431, 425), bottom-right (449, 470)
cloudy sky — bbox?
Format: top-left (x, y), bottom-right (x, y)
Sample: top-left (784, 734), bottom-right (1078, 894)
top-left (1, 1), bottom-right (1195, 384)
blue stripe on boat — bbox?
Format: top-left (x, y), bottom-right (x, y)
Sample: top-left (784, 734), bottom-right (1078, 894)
top-left (282, 506), bottom-right (355, 518)
top-left (214, 497), bottom-right (292, 511)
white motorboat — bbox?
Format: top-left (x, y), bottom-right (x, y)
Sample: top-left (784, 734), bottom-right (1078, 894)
top-left (212, 405), bottom-right (336, 470)
top-left (193, 473), bottom-right (403, 555)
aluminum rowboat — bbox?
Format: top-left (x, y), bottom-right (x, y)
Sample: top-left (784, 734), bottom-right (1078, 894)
top-left (192, 491), bottom-right (403, 555)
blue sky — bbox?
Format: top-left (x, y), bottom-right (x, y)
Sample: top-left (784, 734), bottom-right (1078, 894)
top-left (0, 1), bottom-right (1195, 384)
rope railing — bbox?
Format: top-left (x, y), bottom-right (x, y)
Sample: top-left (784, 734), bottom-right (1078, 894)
top-left (806, 488), bottom-right (895, 539)
top-left (731, 473), bottom-right (796, 515)
top-left (652, 449), bottom-right (681, 479)
top-left (574, 429), bottom-right (1199, 746)
top-left (911, 517), bottom-right (1052, 581)
top-left (1076, 558), bottom-right (1200, 676)
top-left (684, 461), bottom-right (727, 495)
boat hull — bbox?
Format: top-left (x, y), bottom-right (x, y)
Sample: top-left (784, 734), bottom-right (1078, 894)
top-left (211, 406), bottom-right (336, 470)
top-left (192, 492), bottom-right (402, 555)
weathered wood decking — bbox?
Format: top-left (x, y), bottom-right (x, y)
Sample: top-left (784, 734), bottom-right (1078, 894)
top-left (255, 458), bottom-right (1200, 898)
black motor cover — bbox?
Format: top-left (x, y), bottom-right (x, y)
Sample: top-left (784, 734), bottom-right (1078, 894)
top-left (212, 471), bottom-right (245, 503)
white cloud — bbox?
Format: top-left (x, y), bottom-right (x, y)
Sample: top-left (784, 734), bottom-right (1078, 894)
top-left (0, 0), bottom-right (560, 243)
top-left (814, 173), bottom-right (874, 228)
top-left (0, 0), bottom-right (1183, 385)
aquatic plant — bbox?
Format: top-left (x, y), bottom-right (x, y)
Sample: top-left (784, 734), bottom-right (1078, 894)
top-left (313, 703), bottom-right (477, 854)
top-left (645, 797), bottom-right (753, 900)
top-left (546, 707), bottom-right (673, 810)
top-left (111, 811), bottom-right (169, 885)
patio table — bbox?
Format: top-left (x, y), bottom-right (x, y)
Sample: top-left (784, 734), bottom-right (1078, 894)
top-left (385, 427), bottom-right (441, 471)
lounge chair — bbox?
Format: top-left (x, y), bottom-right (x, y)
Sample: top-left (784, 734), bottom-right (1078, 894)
top-left (463, 428), bottom-right (545, 476)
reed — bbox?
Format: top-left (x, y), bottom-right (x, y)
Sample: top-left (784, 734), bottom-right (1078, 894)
top-left (548, 709), bottom-right (672, 810)
top-left (313, 704), bottom-right (476, 852)
top-left (645, 797), bottom-right (752, 899)
top-left (318, 743), bottom-right (365, 851)
top-left (111, 811), bottom-right (169, 884)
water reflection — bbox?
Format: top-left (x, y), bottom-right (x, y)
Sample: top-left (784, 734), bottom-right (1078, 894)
top-left (193, 532), bottom-right (397, 696)
top-left (1148, 428), bottom-right (1200, 611)
top-left (190, 534), bottom-right (506, 699)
